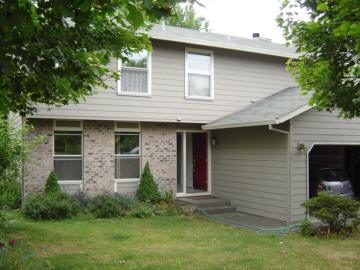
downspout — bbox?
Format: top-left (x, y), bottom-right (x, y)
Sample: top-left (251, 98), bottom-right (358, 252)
top-left (268, 123), bottom-right (292, 225)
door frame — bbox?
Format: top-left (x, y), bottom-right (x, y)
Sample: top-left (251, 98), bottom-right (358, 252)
top-left (176, 130), bottom-right (211, 197)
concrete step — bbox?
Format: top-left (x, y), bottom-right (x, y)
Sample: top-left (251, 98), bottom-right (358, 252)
top-left (200, 205), bottom-right (237, 214)
top-left (178, 197), bottom-right (231, 208)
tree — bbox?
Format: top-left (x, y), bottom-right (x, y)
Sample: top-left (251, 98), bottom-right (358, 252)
top-left (0, 0), bottom-right (178, 116)
top-left (278, 0), bottom-right (360, 118)
top-left (162, 4), bottom-right (209, 31)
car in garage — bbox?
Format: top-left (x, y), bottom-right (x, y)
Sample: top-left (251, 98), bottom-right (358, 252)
top-left (317, 168), bottom-right (354, 197)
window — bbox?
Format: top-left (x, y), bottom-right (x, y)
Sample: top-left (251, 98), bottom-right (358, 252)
top-left (118, 50), bottom-right (151, 95)
top-left (185, 48), bottom-right (214, 99)
top-left (54, 131), bottom-right (82, 181)
top-left (115, 132), bottom-right (140, 179)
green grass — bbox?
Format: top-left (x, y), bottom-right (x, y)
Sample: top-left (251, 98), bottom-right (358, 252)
top-left (4, 210), bottom-right (360, 270)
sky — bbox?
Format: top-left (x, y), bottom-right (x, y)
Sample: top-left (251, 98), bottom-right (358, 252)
top-left (193, 0), bottom-right (290, 44)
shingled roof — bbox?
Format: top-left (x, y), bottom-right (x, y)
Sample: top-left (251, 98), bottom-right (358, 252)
top-left (202, 87), bottom-right (312, 130)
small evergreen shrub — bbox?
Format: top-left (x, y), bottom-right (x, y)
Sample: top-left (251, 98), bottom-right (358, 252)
top-left (129, 202), bottom-right (154, 218)
top-left (87, 194), bottom-right (122, 218)
top-left (299, 220), bottom-right (316, 237)
top-left (302, 192), bottom-right (360, 235)
top-left (22, 192), bottom-right (80, 220)
top-left (136, 162), bottom-right (161, 204)
top-left (44, 171), bottom-right (61, 194)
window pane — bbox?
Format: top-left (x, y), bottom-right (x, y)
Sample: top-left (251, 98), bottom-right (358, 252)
top-left (54, 156), bottom-right (82, 180)
top-left (188, 52), bottom-right (211, 75)
top-left (123, 50), bottom-right (147, 68)
top-left (115, 157), bottom-right (140, 179)
top-left (54, 134), bottom-right (82, 155)
top-left (188, 74), bottom-right (211, 97)
top-left (115, 134), bottom-right (139, 155)
top-left (121, 68), bottom-right (148, 93)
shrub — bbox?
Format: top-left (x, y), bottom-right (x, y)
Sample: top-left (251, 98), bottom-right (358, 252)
top-left (129, 202), bottom-right (154, 218)
top-left (22, 192), bottom-right (80, 220)
top-left (44, 171), bottom-right (61, 194)
top-left (136, 162), bottom-right (161, 204)
top-left (0, 211), bottom-right (7, 237)
top-left (299, 220), bottom-right (316, 237)
top-left (154, 201), bottom-right (178, 216)
top-left (0, 175), bottom-right (21, 209)
top-left (87, 194), bottom-right (122, 218)
top-left (302, 192), bottom-right (360, 235)
top-left (161, 190), bottom-right (175, 204)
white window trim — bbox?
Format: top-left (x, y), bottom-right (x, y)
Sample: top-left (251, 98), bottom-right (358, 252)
top-left (114, 131), bottom-right (141, 181)
top-left (53, 120), bottom-right (83, 182)
top-left (117, 52), bottom-right (152, 97)
top-left (114, 121), bottom-right (140, 132)
top-left (185, 47), bottom-right (214, 100)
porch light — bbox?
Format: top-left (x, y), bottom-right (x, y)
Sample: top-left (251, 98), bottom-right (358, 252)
top-left (211, 137), bottom-right (217, 146)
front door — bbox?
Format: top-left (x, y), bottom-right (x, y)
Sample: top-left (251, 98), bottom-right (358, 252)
top-left (192, 133), bottom-right (208, 191)
top-left (176, 131), bottom-right (210, 196)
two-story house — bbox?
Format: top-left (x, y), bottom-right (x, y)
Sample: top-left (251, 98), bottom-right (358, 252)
top-left (24, 24), bottom-right (360, 224)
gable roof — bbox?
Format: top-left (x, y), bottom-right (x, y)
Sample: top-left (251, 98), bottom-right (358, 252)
top-left (202, 87), bottom-right (312, 130)
top-left (148, 24), bottom-right (298, 59)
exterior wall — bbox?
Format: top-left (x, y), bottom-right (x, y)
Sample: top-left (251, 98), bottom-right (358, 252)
top-left (211, 126), bottom-right (289, 222)
top-left (83, 121), bottom-right (115, 196)
top-left (290, 108), bottom-right (360, 222)
top-left (25, 119), bottom-right (199, 196)
top-left (24, 119), bottom-right (54, 195)
top-left (30, 40), bottom-right (295, 124)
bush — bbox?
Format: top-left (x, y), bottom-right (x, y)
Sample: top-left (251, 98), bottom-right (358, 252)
top-left (22, 192), bottom-right (80, 220)
top-left (302, 192), bottom-right (360, 235)
top-left (44, 171), bottom-right (61, 194)
top-left (161, 190), bottom-right (175, 204)
top-left (154, 201), bottom-right (177, 216)
top-left (87, 194), bottom-right (122, 218)
top-left (129, 202), bottom-right (154, 218)
top-left (0, 175), bottom-right (21, 209)
top-left (299, 220), bottom-right (316, 237)
top-left (0, 211), bottom-right (7, 237)
top-left (136, 162), bottom-right (161, 204)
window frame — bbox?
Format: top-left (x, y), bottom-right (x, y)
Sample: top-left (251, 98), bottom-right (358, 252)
top-left (53, 120), bottom-right (83, 183)
top-left (114, 123), bottom-right (141, 182)
top-left (185, 47), bottom-right (214, 100)
top-left (117, 51), bottom-right (152, 97)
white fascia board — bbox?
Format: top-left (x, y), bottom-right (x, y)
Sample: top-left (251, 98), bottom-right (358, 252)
top-left (202, 119), bottom-right (277, 130)
top-left (275, 105), bottom-right (313, 124)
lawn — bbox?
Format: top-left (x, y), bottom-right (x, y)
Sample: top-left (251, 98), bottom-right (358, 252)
top-left (4, 211), bottom-right (360, 270)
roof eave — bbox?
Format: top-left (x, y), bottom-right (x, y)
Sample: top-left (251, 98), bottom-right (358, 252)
top-left (149, 35), bottom-right (299, 59)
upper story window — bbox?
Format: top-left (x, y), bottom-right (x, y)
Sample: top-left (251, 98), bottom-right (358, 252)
top-left (118, 50), bottom-right (151, 96)
top-left (185, 48), bottom-right (214, 100)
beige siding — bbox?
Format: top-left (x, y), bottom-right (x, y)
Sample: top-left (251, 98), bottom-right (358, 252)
top-left (290, 108), bottom-right (360, 222)
top-left (212, 126), bottom-right (289, 222)
top-left (30, 40), bottom-right (295, 123)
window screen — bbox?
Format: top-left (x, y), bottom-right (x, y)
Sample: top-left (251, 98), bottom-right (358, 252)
top-left (115, 132), bottom-right (140, 179)
top-left (187, 51), bottom-right (212, 98)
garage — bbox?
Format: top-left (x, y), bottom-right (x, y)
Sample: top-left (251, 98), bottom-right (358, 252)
top-left (308, 144), bottom-right (360, 199)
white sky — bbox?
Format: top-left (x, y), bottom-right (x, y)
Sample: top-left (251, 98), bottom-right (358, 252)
top-left (194, 0), bottom-right (289, 44)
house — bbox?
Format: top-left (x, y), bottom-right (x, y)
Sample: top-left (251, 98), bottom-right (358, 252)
top-left (24, 24), bottom-right (360, 225)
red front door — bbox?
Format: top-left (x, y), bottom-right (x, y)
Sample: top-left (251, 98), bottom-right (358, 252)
top-left (192, 133), bottom-right (208, 191)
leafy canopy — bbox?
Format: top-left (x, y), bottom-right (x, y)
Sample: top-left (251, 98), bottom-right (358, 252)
top-left (0, 0), bottom-right (178, 115)
top-left (162, 3), bottom-right (209, 31)
top-left (278, 0), bottom-right (360, 118)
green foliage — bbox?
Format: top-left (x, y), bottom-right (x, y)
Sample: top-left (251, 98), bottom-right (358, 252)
top-left (87, 194), bottom-right (122, 218)
top-left (302, 192), bottom-right (360, 234)
top-left (278, 0), bottom-right (360, 118)
top-left (22, 192), bottom-right (80, 220)
top-left (44, 171), bottom-right (61, 194)
top-left (0, 0), bottom-right (178, 115)
top-left (154, 201), bottom-right (178, 216)
top-left (129, 202), bottom-right (154, 218)
top-left (136, 162), bottom-right (161, 204)
top-left (0, 211), bottom-right (7, 237)
top-left (162, 4), bottom-right (209, 31)
top-left (161, 190), bottom-right (175, 204)
top-left (299, 220), bottom-right (316, 237)
top-left (0, 176), bottom-right (21, 209)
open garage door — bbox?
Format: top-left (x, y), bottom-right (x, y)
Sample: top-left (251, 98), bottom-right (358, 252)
top-left (308, 145), bottom-right (360, 198)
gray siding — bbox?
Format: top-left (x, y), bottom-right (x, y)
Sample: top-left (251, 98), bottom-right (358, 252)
top-left (212, 126), bottom-right (289, 222)
top-left (290, 108), bottom-right (360, 222)
top-left (30, 40), bottom-right (295, 123)
top-left (116, 181), bottom-right (139, 196)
